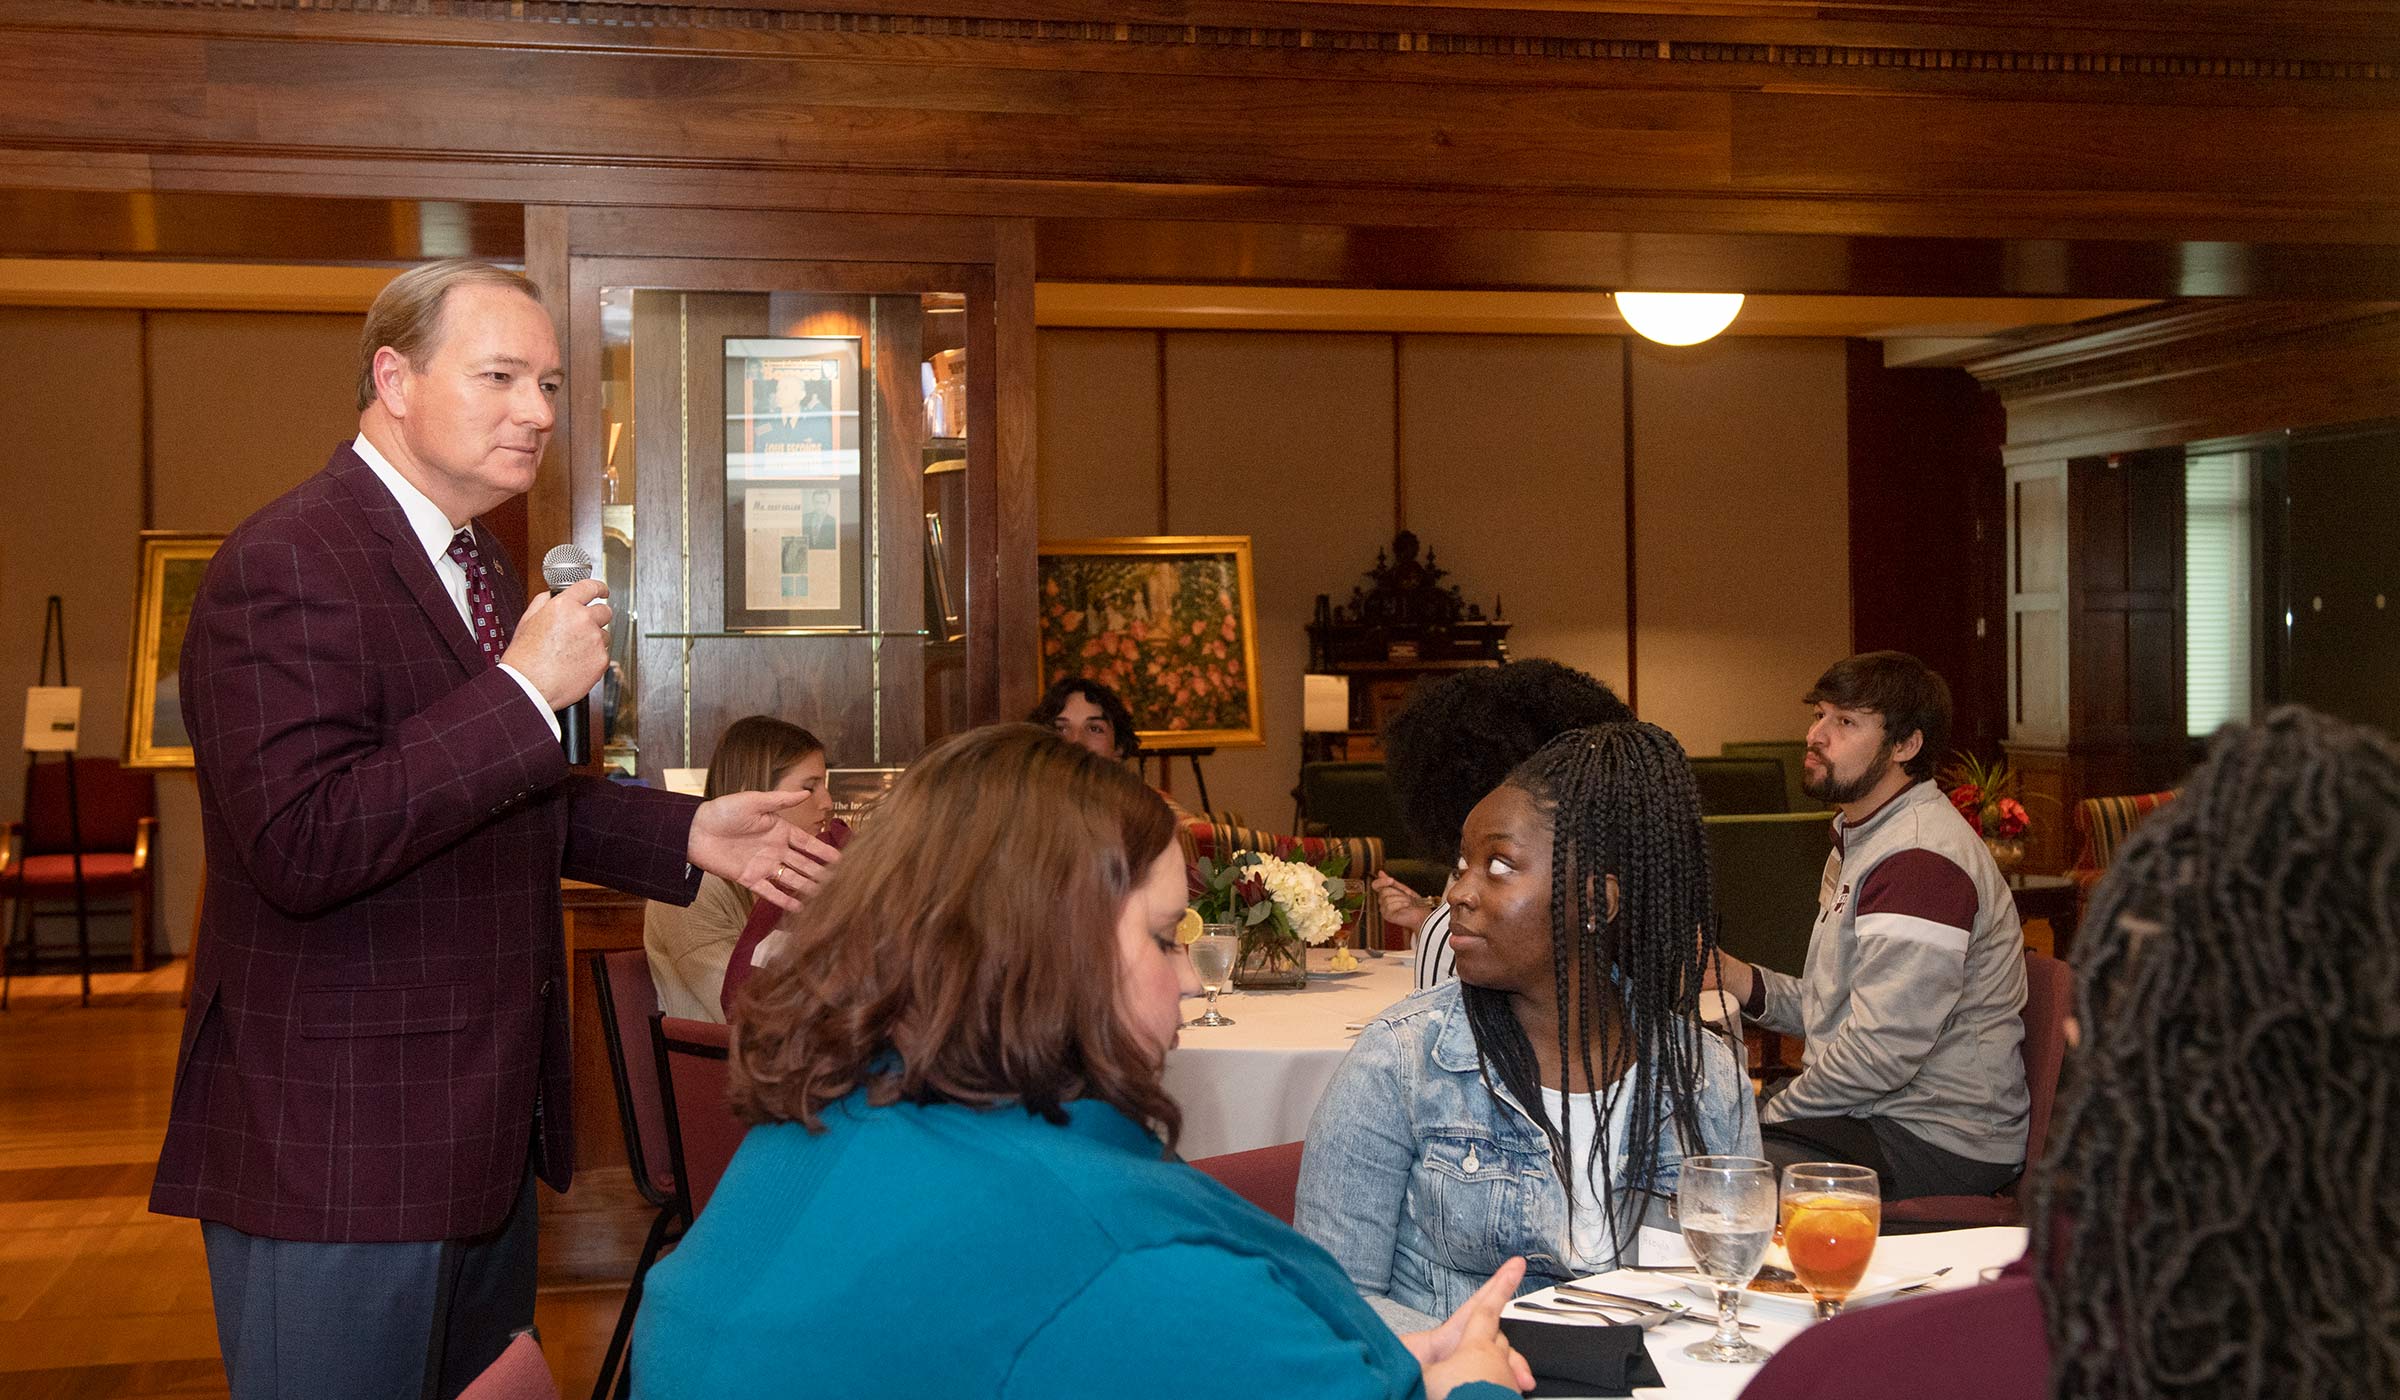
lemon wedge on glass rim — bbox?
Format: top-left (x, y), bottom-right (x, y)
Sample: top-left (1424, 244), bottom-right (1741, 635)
top-left (1175, 907), bottom-right (1205, 945)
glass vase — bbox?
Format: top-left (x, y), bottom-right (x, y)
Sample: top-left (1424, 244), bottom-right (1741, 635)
top-left (1232, 931), bottom-right (1308, 989)
top-left (1984, 837), bottom-right (2027, 874)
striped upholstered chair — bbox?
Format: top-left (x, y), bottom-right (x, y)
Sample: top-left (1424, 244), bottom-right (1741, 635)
top-left (2067, 790), bottom-right (2177, 909)
top-left (1177, 820), bottom-right (1390, 951)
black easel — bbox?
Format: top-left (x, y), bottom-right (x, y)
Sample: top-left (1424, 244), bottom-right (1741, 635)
top-left (1151, 749), bottom-right (1213, 816)
top-left (4, 595), bottom-right (94, 1009)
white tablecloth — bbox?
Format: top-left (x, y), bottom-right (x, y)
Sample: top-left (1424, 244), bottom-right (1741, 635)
top-left (1508, 1226), bottom-right (2031, 1398)
top-left (1162, 948), bottom-right (1418, 1161)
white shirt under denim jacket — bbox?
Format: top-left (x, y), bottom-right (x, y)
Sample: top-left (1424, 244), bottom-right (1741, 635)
top-left (1294, 979), bottom-right (1760, 1329)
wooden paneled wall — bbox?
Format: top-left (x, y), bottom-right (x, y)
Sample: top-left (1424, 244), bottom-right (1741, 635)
top-left (3, 1), bottom-right (2400, 296)
top-left (1972, 304), bottom-right (2400, 870)
top-left (1844, 345), bottom-right (2007, 761)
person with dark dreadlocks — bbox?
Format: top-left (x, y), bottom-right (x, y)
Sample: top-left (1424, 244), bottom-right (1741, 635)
top-left (1296, 722), bottom-right (1757, 1328)
top-left (1708, 651), bottom-right (2030, 1200)
top-left (1371, 660), bottom-right (1633, 991)
top-left (1739, 705), bottom-right (2400, 1400)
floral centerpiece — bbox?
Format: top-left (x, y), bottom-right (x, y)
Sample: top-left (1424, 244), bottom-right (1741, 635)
top-left (1942, 750), bottom-right (2033, 871)
top-left (1191, 850), bottom-right (1360, 988)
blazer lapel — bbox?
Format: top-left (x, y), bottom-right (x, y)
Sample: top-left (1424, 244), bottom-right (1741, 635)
top-left (331, 447), bottom-right (491, 677)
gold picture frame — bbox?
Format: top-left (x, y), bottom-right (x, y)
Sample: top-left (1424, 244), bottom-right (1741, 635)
top-left (1036, 536), bottom-right (1264, 751)
top-left (123, 531), bottom-right (224, 769)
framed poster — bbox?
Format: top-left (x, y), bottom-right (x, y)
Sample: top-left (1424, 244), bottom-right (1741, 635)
top-left (722, 336), bottom-right (867, 631)
top-left (123, 531), bottom-right (225, 769)
top-left (1036, 536), bottom-right (1264, 751)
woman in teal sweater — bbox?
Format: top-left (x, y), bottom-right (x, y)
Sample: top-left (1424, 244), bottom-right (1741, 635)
top-left (631, 723), bottom-right (1531, 1399)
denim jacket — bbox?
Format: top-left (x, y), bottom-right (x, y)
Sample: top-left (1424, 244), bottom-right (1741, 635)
top-left (1294, 981), bottom-right (1760, 1321)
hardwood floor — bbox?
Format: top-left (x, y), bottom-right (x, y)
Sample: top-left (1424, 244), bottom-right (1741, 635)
top-left (0, 963), bottom-right (654, 1399)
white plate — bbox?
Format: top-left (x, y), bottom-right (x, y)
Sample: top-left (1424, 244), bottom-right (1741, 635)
top-left (1680, 1268), bottom-right (1941, 1319)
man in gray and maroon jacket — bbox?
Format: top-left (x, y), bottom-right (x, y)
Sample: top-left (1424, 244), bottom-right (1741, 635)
top-left (1709, 652), bottom-right (2029, 1201)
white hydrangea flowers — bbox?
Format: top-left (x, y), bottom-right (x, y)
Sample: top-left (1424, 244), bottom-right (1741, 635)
top-left (1250, 853), bottom-right (1345, 946)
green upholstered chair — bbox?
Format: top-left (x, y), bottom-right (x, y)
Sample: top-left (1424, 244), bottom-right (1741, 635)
top-left (1704, 811), bottom-right (1831, 975)
top-left (1705, 810), bottom-right (1832, 1082)
top-left (1720, 739), bottom-right (1819, 814)
top-left (1296, 761), bottom-right (1449, 898)
top-left (1687, 756), bottom-right (1791, 816)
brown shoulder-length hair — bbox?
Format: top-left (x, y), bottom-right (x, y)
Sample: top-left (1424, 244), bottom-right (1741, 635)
top-left (730, 722), bottom-right (1183, 1146)
top-left (704, 715), bottom-right (825, 801)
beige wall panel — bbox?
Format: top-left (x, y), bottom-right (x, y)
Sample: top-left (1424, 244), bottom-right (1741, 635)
top-left (1162, 332), bottom-right (1394, 831)
top-left (1631, 339), bottom-right (1850, 759)
top-left (148, 312), bottom-right (365, 532)
top-left (2015, 609), bottom-right (2068, 740)
top-left (143, 312), bottom-right (364, 951)
top-left (1398, 334), bottom-right (1628, 696)
top-left (0, 308), bottom-right (146, 955)
top-left (1035, 329), bottom-right (1161, 541)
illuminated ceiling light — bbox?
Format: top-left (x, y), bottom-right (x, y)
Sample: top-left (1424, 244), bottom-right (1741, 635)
top-left (1612, 291), bottom-right (1745, 346)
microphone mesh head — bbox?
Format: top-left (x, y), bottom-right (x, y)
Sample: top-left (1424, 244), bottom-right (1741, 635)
top-left (541, 543), bottom-right (594, 592)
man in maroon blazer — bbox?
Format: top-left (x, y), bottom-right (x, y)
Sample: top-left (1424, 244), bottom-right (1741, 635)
top-left (152, 261), bottom-right (837, 1400)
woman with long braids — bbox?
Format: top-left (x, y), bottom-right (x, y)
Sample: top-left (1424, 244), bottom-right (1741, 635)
top-left (1741, 705), bottom-right (2400, 1400)
top-left (1297, 722), bottom-right (1759, 1326)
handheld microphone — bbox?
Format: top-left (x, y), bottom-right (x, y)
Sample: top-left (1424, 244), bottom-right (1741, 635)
top-left (540, 543), bottom-right (595, 765)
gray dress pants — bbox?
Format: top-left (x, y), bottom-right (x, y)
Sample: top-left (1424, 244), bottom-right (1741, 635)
top-left (200, 1166), bottom-right (540, 1400)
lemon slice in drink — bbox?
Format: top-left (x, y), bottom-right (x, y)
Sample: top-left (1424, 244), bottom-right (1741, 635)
top-left (1175, 907), bottom-right (1204, 945)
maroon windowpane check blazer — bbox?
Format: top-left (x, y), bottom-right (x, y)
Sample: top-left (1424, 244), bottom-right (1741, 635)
top-left (151, 444), bottom-right (703, 1245)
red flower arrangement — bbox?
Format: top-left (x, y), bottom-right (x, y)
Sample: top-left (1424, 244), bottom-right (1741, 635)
top-left (1942, 752), bottom-right (2033, 841)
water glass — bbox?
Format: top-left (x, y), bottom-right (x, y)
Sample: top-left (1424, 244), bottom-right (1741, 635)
top-left (1676, 1154), bottom-right (1777, 1364)
top-left (1184, 924), bottom-right (1238, 1027)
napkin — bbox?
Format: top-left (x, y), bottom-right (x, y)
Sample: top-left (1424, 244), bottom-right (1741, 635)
top-left (1498, 1317), bottom-right (1664, 1397)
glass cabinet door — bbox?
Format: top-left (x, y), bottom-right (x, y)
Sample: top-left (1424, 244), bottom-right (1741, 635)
top-left (578, 262), bottom-right (987, 788)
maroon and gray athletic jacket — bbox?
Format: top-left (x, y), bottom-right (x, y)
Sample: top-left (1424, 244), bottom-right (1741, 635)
top-left (1753, 779), bottom-right (2030, 1166)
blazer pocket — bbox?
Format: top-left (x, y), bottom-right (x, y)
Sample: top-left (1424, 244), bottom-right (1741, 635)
top-left (299, 982), bottom-right (474, 1038)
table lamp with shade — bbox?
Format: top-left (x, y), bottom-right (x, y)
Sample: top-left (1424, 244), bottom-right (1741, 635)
top-left (1302, 673), bottom-right (1352, 764)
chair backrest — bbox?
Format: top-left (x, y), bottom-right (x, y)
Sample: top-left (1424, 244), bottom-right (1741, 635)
top-left (1298, 761), bottom-right (1420, 857)
top-left (590, 950), bottom-right (676, 1208)
top-left (2068, 790), bottom-right (2177, 886)
top-left (1703, 812), bottom-right (1831, 975)
top-left (1687, 756), bottom-right (1790, 816)
top-left (456, 1332), bottom-right (560, 1400)
top-left (22, 757), bottom-right (154, 854)
top-left (1188, 1140), bottom-right (1305, 1225)
top-left (1179, 820), bottom-right (1389, 950)
top-left (652, 1014), bottom-right (743, 1219)
top-left (2018, 949), bottom-right (2073, 1174)
top-left (1719, 739), bottom-right (1818, 814)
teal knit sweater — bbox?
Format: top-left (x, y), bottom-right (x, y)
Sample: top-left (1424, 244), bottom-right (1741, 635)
top-left (630, 1089), bottom-right (1513, 1399)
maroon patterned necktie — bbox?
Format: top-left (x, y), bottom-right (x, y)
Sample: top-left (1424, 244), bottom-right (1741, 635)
top-left (446, 529), bottom-right (508, 667)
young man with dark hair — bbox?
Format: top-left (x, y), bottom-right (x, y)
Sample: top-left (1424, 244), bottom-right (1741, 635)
top-left (1708, 651), bottom-right (2031, 1200)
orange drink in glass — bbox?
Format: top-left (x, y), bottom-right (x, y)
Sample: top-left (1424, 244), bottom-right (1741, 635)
top-left (1779, 1163), bottom-right (1880, 1318)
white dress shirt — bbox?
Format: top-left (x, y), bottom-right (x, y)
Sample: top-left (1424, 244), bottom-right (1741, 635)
top-left (353, 434), bottom-right (562, 740)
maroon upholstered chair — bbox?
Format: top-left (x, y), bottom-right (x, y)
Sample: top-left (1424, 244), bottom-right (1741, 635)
top-left (652, 1014), bottom-right (745, 1219)
top-left (585, 951), bottom-right (683, 1400)
top-left (1188, 1140), bottom-right (1306, 1225)
top-left (1882, 950), bottom-right (2073, 1229)
top-left (457, 1331), bottom-right (561, 1400)
top-left (2, 756), bottom-right (158, 1006)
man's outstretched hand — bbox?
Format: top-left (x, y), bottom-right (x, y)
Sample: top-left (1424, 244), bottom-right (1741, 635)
top-left (687, 789), bottom-right (843, 911)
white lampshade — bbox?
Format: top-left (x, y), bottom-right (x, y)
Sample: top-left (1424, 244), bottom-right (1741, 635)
top-left (1612, 291), bottom-right (1745, 347)
top-left (1303, 673), bottom-right (1352, 733)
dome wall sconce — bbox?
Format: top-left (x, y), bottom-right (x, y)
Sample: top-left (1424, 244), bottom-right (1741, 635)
top-left (1612, 291), bottom-right (1745, 346)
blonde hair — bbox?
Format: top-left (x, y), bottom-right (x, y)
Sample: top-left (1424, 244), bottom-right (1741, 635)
top-left (357, 260), bottom-right (544, 411)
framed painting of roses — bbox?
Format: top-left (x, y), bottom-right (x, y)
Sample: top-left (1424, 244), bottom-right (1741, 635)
top-left (1036, 536), bottom-right (1264, 751)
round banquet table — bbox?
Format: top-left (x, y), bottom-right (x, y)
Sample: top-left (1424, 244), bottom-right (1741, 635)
top-left (1161, 947), bottom-right (1420, 1162)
